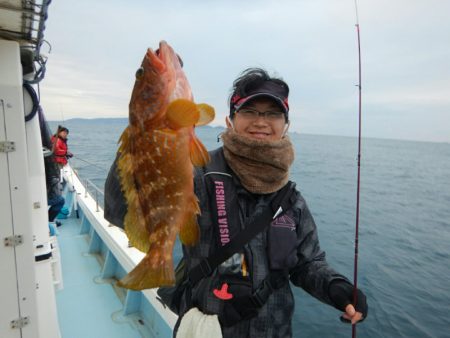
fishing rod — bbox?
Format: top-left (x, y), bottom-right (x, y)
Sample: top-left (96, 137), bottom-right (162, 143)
top-left (352, 1), bottom-right (362, 337)
top-left (59, 102), bottom-right (66, 126)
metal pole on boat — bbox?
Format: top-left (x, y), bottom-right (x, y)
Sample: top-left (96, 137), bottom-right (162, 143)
top-left (74, 191), bottom-right (79, 218)
top-left (68, 165), bottom-right (80, 218)
top-left (95, 189), bottom-right (99, 212)
top-left (85, 179), bottom-right (88, 198)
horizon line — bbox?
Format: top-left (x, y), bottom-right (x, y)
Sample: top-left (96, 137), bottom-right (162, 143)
top-left (47, 118), bottom-right (449, 145)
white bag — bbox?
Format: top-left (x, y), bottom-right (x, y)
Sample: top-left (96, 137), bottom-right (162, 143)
top-left (176, 307), bottom-right (222, 338)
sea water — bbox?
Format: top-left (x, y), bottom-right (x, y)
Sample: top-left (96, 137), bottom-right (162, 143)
top-left (50, 119), bottom-right (450, 338)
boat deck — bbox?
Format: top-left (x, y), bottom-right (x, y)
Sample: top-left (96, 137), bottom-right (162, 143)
top-left (56, 215), bottom-right (142, 338)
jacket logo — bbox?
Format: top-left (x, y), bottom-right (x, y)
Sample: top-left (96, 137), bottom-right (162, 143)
top-left (271, 213), bottom-right (295, 231)
top-left (214, 180), bottom-right (230, 245)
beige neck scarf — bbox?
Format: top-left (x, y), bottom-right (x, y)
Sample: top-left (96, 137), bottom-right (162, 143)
top-left (221, 129), bottom-right (294, 194)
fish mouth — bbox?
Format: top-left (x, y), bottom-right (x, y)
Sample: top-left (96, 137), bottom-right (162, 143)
top-left (145, 51), bottom-right (163, 72)
top-left (152, 41), bottom-right (183, 69)
top-left (157, 40), bottom-right (169, 57)
top-left (156, 41), bottom-right (169, 60)
top-left (145, 41), bottom-right (169, 72)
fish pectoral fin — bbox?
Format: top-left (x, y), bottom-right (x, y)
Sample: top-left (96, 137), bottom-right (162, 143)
top-left (195, 103), bottom-right (215, 126)
top-left (166, 99), bottom-right (200, 129)
top-left (190, 134), bottom-right (210, 166)
top-left (179, 214), bottom-right (200, 246)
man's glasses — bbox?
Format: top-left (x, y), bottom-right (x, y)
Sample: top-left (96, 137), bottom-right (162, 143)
top-left (236, 108), bottom-right (285, 121)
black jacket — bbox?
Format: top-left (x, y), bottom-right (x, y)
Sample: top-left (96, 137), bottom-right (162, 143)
top-left (104, 148), bottom-right (348, 338)
top-left (177, 148), bottom-right (347, 338)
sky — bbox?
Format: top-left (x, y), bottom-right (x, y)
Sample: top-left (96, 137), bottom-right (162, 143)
top-left (39, 0), bottom-right (450, 143)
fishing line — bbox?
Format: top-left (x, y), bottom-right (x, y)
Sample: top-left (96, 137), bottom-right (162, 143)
top-left (71, 155), bottom-right (108, 172)
top-left (352, 0), bottom-right (362, 337)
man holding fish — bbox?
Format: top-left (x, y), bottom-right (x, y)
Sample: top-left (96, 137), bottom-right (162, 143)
top-left (104, 41), bottom-right (368, 337)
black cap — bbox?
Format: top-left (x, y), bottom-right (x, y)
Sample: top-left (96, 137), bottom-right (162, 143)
top-left (229, 81), bottom-right (289, 119)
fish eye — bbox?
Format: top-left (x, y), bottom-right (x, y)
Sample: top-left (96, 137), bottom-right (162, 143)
top-left (135, 67), bottom-right (144, 79)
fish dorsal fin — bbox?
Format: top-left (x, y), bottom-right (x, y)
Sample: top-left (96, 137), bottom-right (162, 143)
top-left (190, 133), bottom-right (210, 166)
top-left (166, 99), bottom-right (199, 129)
top-left (195, 103), bottom-right (215, 126)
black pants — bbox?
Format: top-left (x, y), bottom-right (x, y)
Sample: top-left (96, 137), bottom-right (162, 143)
top-left (48, 196), bottom-right (65, 222)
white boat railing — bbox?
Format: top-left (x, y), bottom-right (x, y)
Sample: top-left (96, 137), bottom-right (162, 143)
top-left (63, 164), bottom-right (178, 337)
top-left (83, 178), bottom-right (103, 212)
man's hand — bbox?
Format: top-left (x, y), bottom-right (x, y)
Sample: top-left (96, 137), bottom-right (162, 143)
top-left (329, 280), bottom-right (368, 324)
top-left (341, 303), bottom-right (364, 324)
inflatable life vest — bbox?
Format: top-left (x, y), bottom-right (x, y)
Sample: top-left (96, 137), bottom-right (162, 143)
top-left (158, 148), bottom-right (297, 326)
top-left (187, 149), bottom-right (296, 327)
top-left (200, 148), bottom-right (299, 271)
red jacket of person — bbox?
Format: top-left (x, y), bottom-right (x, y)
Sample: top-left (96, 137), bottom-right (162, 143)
top-left (51, 135), bottom-right (69, 165)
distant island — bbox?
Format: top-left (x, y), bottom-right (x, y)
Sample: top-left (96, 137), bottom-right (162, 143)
top-left (50, 117), bottom-right (224, 125)
top-left (48, 117), bottom-right (226, 131)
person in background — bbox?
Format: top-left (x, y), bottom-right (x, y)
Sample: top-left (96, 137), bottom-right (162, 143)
top-left (51, 125), bottom-right (73, 169)
top-left (44, 154), bottom-right (65, 226)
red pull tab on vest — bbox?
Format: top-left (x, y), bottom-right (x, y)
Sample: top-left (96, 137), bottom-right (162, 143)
top-left (213, 283), bottom-right (233, 300)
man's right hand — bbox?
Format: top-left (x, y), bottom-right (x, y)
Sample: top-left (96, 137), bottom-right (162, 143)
top-left (329, 280), bottom-right (368, 324)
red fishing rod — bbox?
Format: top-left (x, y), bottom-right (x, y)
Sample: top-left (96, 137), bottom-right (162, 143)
top-left (352, 1), bottom-right (362, 338)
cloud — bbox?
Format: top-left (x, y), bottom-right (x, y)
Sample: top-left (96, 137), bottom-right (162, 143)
top-left (40, 57), bottom-right (131, 120)
top-left (366, 80), bottom-right (450, 107)
top-left (38, 0), bottom-right (450, 142)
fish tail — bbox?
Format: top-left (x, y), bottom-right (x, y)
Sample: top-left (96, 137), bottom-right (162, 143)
top-left (118, 225), bottom-right (178, 290)
top-left (117, 253), bottom-right (175, 290)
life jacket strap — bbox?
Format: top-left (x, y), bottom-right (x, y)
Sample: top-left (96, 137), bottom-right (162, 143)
top-left (220, 269), bottom-right (289, 325)
top-left (187, 181), bottom-right (296, 285)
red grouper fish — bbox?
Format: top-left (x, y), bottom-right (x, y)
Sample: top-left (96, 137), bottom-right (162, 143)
top-left (116, 41), bottom-right (215, 290)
